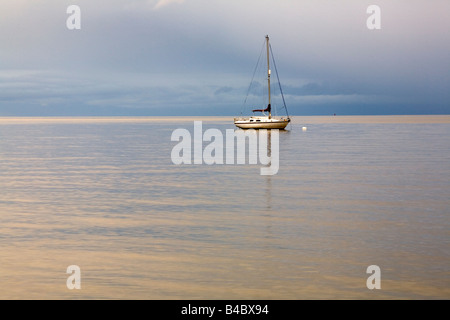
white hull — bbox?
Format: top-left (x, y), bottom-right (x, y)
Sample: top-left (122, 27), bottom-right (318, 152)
top-left (235, 36), bottom-right (291, 130)
top-left (234, 117), bottom-right (290, 129)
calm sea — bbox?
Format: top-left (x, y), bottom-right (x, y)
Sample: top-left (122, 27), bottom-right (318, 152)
top-left (0, 115), bottom-right (449, 299)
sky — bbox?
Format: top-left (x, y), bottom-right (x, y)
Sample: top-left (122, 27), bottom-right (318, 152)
top-left (0, 0), bottom-right (449, 116)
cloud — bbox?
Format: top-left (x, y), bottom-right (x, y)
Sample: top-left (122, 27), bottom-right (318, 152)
top-left (0, 0), bottom-right (449, 116)
top-left (0, 68), bottom-right (248, 116)
top-left (153, 0), bottom-right (185, 10)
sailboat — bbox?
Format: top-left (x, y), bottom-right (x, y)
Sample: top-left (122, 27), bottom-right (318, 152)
top-left (234, 35), bottom-right (291, 129)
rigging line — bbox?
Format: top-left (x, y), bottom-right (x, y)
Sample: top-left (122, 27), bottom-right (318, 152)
top-left (241, 39), bottom-right (266, 115)
top-left (269, 44), bottom-right (290, 119)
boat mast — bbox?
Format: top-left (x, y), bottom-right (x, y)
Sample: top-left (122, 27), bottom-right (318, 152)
top-left (266, 35), bottom-right (271, 119)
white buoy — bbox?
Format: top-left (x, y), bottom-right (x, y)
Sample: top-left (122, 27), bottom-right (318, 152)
top-left (302, 126), bottom-right (307, 131)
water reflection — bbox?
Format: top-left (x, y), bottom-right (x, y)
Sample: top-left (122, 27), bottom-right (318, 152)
top-left (0, 117), bottom-right (449, 299)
